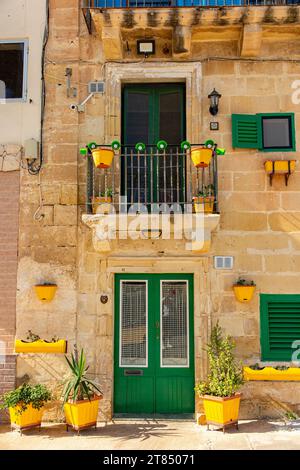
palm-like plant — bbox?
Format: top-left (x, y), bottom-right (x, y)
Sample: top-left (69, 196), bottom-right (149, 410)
top-left (62, 348), bottom-right (102, 404)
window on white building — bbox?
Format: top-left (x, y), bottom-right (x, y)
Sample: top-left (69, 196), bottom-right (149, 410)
top-left (0, 41), bottom-right (28, 100)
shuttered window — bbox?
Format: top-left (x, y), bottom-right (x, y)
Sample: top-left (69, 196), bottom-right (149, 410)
top-left (232, 114), bottom-right (260, 149)
top-left (260, 294), bottom-right (300, 361)
top-left (232, 113), bottom-right (295, 152)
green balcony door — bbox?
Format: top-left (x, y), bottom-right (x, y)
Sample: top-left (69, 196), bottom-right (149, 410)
top-left (114, 274), bottom-right (194, 416)
top-left (122, 84), bottom-right (186, 205)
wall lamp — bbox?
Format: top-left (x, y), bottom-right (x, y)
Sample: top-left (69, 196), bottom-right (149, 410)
top-left (137, 40), bottom-right (155, 58)
top-left (208, 88), bottom-right (222, 116)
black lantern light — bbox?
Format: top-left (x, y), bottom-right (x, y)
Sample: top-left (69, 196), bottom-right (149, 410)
top-left (208, 88), bottom-right (222, 116)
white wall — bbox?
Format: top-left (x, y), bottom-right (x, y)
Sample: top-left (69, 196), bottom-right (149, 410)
top-left (0, 0), bottom-right (46, 144)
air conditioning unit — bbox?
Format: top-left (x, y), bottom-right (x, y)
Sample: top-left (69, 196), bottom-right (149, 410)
top-left (214, 256), bottom-right (234, 270)
top-left (88, 81), bottom-right (105, 94)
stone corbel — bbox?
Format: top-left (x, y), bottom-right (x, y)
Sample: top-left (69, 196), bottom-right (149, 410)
top-left (172, 26), bottom-right (192, 58)
top-left (102, 26), bottom-right (123, 61)
top-left (239, 23), bottom-right (262, 58)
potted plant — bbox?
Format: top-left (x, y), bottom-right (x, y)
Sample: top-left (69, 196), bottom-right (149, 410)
top-left (92, 188), bottom-right (113, 214)
top-left (195, 323), bottom-right (244, 432)
top-left (34, 282), bottom-right (57, 302)
top-left (233, 278), bottom-right (256, 303)
top-left (63, 348), bottom-right (103, 433)
top-left (15, 330), bottom-right (67, 354)
top-left (193, 184), bottom-right (215, 214)
top-left (0, 383), bottom-right (52, 433)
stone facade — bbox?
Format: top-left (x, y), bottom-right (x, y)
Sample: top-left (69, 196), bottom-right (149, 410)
top-left (13, 1), bottom-right (300, 421)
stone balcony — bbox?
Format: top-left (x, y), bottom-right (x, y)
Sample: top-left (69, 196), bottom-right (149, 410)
top-left (82, 4), bottom-right (300, 59)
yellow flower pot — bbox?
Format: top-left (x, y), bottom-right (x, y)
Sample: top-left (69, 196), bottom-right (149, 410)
top-left (34, 285), bottom-right (57, 302)
top-left (191, 148), bottom-right (213, 168)
top-left (92, 196), bottom-right (112, 214)
top-left (64, 396), bottom-right (102, 432)
top-left (193, 196), bottom-right (215, 214)
top-left (233, 285), bottom-right (256, 303)
top-left (9, 404), bottom-right (44, 431)
top-left (244, 366), bottom-right (300, 381)
top-left (92, 148), bottom-right (114, 169)
top-left (15, 339), bottom-right (67, 354)
top-left (201, 394), bottom-right (241, 431)
top-left (264, 160), bottom-right (296, 174)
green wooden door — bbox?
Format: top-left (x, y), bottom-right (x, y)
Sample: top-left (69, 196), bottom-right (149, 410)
top-left (122, 84), bottom-right (186, 205)
top-left (114, 274), bottom-right (194, 416)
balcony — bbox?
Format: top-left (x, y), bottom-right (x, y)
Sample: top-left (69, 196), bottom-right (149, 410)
top-left (82, 1), bottom-right (300, 59)
top-left (82, 145), bottom-right (220, 254)
top-left (83, 0), bottom-right (300, 7)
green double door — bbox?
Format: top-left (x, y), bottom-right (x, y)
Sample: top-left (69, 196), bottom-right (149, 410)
top-left (114, 274), bottom-right (194, 416)
top-left (122, 83), bottom-right (186, 205)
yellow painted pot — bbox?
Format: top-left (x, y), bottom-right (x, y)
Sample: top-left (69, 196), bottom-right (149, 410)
top-left (92, 148), bottom-right (114, 169)
top-left (202, 394), bottom-right (241, 428)
top-left (15, 339), bottom-right (67, 354)
top-left (9, 404), bottom-right (44, 431)
top-left (64, 396), bottom-right (102, 431)
top-left (264, 160), bottom-right (296, 174)
top-left (244, 366), bottom-right (300, 381)
top-left (191, 148), bottom-right (213, 168)
top-left (92, 196), bottom-right (112, 214)
top-left (34, 285), bottom-right (57, 302)
top-left (193, 197), bottom-right (215, 214)
top-left (233, 285), bottom-right (256, 303)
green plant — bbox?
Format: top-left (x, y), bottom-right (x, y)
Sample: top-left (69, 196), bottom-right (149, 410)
top-left (195, 322), bottom-right (244, 397)
top-left (99, 188), bottom-right (113, 198)
top-left (285, 410), bottom-right (298, 421)
top-left (25, 330), bottom-right (59, 343)
top-left (62, 348), bottom-right (102, 404)
top-left (195, 184), bottom-right (215, 198)
top-left (27, 330), bottom-right (41, 342)
top-left (0, 384), bottom-right (52, 415)
top-left (235, 277), bottom-right (256, 287)
top-left (39, 282), bottom-right (57, 286)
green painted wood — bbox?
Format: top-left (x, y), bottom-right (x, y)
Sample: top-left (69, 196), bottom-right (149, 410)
top-left (122, 84), bottom-right (186, 205)
top-left (257, 112), bottom-right (296, 152)
top-left (232, 113), bottom-right (295, 151)
top-left (114, 273), bottom-right (194, 415)
top-left (232, 114), bottom-right (261, 149)
top-left (260, 294), bottom-right (300, 361)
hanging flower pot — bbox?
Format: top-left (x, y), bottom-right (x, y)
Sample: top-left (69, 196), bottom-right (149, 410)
top-left (34, 284), bottom-right (57, 302)
top-left (191, 147), bottom-right (213, 168)
top-left (233, 278), bottom-right (256, 303)
top-left (92, 147), bottom-right (114, 169)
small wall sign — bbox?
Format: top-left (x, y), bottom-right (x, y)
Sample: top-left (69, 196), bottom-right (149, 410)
top-left (100, 295), bottom-right (109, 304)
top-left (210, 122), bottom-right (219, 131)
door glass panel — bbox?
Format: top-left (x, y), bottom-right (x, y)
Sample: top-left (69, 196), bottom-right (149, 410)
top-left (125, 92), bottom-right (149, 145)
top-left (120, 281), bottom-right (147, 366)
top-left (159, 91), bottom-right (182, 145)
top-left (161, 281), bottom-right (189, 367)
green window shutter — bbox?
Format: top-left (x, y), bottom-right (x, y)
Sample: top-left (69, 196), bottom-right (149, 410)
top-left (261, 294), bottom-right (300, 361)
top-left (232, 114), bottom-right (261, 149)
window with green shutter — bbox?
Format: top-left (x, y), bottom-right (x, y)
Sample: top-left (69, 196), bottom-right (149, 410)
top-left (260, 294), bottom-right (300, 361)
top-left (232, 113), bottom-right (295, 152)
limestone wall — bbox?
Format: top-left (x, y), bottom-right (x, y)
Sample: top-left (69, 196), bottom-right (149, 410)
top-left (14, 1), bottom-right (300, 421)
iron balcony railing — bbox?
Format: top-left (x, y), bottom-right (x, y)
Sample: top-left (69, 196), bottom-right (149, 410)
top-left (86, 144), bottom-right (219, 214)
top-left (82, 0), bottom-right (300, 8)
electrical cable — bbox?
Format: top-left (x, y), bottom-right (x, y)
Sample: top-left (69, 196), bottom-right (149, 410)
top-left (27, 0), bottom-right (49, 176)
